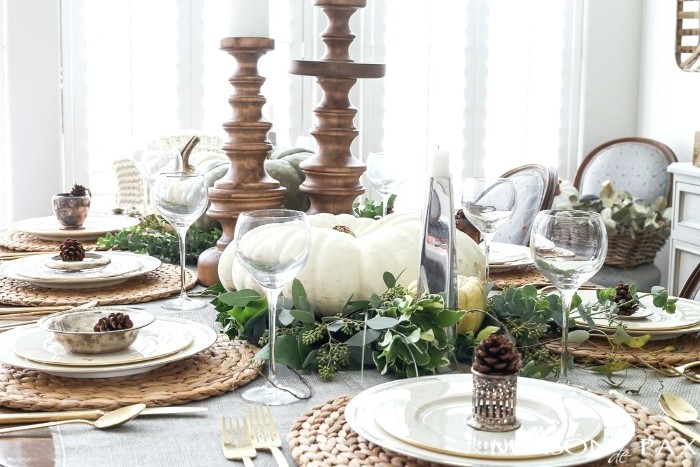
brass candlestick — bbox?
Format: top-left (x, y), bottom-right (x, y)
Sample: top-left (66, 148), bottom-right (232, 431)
top-left (290, 0), bottom-right (385, 214)
top-left (197, 37), bottom-right (286, 286)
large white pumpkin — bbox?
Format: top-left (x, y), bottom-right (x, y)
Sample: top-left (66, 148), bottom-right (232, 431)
top-left (218, 212), bottom-right (484, 315)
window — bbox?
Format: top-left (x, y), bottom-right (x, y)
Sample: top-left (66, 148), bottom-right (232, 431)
top-left (58, 0), bottom-right (581, 213)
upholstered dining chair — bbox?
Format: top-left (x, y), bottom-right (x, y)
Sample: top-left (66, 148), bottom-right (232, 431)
top-left (679, 262), bottom-right (700, 301)
top-left (492, 164), bottom-right (559, 246)
top-left (573, 137), bottom-right (678, 204)
top-left (576, 137), bottom-right (678, 292)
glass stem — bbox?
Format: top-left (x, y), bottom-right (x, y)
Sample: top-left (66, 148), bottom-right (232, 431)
top-left (264, 288), bottom-right (283, 384)
top-left (559, 289), bottom-right (575, 384)
top-left (176, 227), bottom-right (189, 300)
top-left (482, 232), bottom-right (494, 282)
top-left (381, 194), bottom-right (389, 217)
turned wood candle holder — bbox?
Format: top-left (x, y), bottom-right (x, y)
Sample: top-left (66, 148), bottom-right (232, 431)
top-left (197, 37), bottom-right (286, 286)
top-left (290, 0), bottom-right (385, 214)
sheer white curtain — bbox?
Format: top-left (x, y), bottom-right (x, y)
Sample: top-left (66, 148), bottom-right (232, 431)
top-left (59, 0), bottom-right (581, 213)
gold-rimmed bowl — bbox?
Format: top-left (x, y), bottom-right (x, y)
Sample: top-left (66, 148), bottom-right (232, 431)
top-left (38, 307), bottom-right (155, 354)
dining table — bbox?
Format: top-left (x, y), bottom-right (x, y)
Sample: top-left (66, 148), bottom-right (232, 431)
top-left (0, 290), bottom-right (697, 467)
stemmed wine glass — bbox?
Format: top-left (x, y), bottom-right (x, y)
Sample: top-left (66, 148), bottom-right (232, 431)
top-left (366, 151), bottom-right (406, 217)
top-left (132, 149), bottom-right (182, 214)
top-left (234, 209), bottom-right (312, 405)
top-left (461, 178), bottom-right (517, 280)
top-left (530, 210), bottom-right (607, 383)
top-left (153, 172), bottom-right (208, 311)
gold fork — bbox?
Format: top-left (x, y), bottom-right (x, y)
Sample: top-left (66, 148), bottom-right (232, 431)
top-left (221, 416), bottom-right (256, 466)
top-left (247, 405), bottom-right (289, 467)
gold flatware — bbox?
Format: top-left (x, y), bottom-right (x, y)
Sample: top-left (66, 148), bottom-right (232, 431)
top-left (0, 404), bottom-right (145, 434)
top-left (0, 306), bottom-right (73, 314)
top-left (662, 416), bottom-right (700, 445)
top-left (0, 406), bottom-right (207, 424)
top-left (0, 251), bottom-right (55, 260)
top-left (247, 405), bottom-right (288, 467)
top-left (221, 416), bottom-right (256, 466)
top-left (659, 392), bottom-right (700, 424)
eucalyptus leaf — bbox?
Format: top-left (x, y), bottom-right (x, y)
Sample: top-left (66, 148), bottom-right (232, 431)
top-left (567, 329), bottom-right (590, 344)
top-left (217, 289), bottom-right (263, 307)
top-left (345, 328), bottom-right (381, 347)
top-left (366, 316), bottom-right (399, 330)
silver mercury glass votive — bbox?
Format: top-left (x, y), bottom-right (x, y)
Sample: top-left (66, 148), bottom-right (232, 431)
top-left (467, 369), bottom-right (521, 432)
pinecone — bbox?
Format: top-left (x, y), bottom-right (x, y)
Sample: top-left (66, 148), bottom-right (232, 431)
top-left (455, 209), bottom-right (481, 243)
top-left (93, 313), bottom-right (134, 332)
top-left (59, 238), bottom-right (86, 262)
top-left (69, 184), bottom-right (89, 197)
top-left (613, 282), bottom-right (638, 316)
top-left (472, 334), bottom-right (521, 375)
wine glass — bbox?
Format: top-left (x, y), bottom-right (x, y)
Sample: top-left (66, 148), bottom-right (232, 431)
top-left (132, 149), bottom-right (182, 214)
top-left (530, 210), bottom-right (607, 383)
top-left (461, 178), bottom-right (517, 280)
top-left (153, 172), bottom-right (208, 311)
top-left (366, 151), bottom-right (406, 217)
top-left (234, 209), bottom-right (312, 405)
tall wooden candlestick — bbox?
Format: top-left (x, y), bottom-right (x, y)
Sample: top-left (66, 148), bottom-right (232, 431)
top-left (197, 37), bottom-right (285, 286)
top-left (290, 0), bottom-right (385, 214)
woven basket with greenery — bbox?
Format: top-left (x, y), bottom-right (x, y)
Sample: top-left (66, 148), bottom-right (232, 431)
top-left (575, 181), bottom-right (671, 269)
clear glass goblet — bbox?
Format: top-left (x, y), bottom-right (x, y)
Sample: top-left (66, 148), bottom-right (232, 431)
top-left (530, 210), bottom-right (607, 383)
top-left (153, 172), bottom-right (208, 311)
top-left (366, 151), bottom-right (406, 217)
top-left (132, 149), bottom-right (182, 214)
top-left (461, 177), bottom-right (517, 280)
top-left (234, 209), bottom-right (312, 405)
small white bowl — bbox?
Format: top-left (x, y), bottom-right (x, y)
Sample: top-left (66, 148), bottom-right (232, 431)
top-left (38, 307), bottom-right (155, 354)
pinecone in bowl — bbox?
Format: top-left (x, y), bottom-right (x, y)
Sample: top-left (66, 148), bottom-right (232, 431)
top-left (69, 184), bottom-right (90, 197)
top-left (94, 313), bottom-right (134, 332)
top-left (59, 238), bottom-right (86, 262)
top-left (472, 334), bottom-right (521, 375)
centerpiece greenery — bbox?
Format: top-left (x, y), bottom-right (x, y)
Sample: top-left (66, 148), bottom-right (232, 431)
top-left (206, 274), bottom-right (676, 382)
top-left (96, 214), bottom-right (221, 265)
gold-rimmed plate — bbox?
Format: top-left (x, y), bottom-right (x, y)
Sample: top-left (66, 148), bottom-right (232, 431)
top-left (13, 319), bottom-right (193, 367)
top-left (11, 215), bottom-right (139, 241)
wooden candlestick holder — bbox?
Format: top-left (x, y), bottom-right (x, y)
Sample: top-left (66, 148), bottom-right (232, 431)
top-left (197, 37), bottom-right (286, 286)
top-left (290, 0), bottom-right (385, 214)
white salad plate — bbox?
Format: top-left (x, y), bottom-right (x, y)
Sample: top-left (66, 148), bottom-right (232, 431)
top-left (573, 290), bottom-right (700, 338)
top-left (11, 215), bottom-right (139, 241)
top-left (489, 243), bottom-right (533, 272)
top-left (374, 382), bottom-right (603, 459)
top-left (346, 374), bottom-right (635, 467)
top-left (0, 317), bottom-right (217, 378)
top-left (0, 252), bottom-right (161, 289)
top-left (13, 319), bottom-right (194, 367)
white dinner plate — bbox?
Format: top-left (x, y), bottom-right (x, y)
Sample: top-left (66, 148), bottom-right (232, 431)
top-left (573, 290), bottom-right (700, 335)
top-left (11, 215), bottom-right (139, 241)
top-left (375, 380), bottom-right (603, 459)
top-left (0, 252), bottom-right (161, 289)
top-left (0, 317), bottom-right (217, 378)
top-left (489, 243), bottom-right (533, 272)
top-left (13, 319), bottom-right (193, 367)
top-left (346, 374), bottom-right (635, 467)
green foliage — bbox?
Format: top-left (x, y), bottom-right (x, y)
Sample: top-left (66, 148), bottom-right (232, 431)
top-left (574, 181), bottom-right (671, 237)
top-left (96, 214), bottom-right (221, 265)
top-left (212, 272), bottom-right (464, 380)
top-left (352, 194), bottom-right (397, 219)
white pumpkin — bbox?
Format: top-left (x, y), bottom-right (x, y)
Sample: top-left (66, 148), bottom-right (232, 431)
top-left (218, 212), bottom-right (484, 316)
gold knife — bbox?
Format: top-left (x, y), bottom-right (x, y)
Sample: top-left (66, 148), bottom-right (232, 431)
top-left (662, 416), bottom-right (700, 445)
top-left (0, 406), bottom-right (207, 424)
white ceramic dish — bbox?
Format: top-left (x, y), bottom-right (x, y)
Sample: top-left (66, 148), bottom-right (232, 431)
top-left (0, 252), bottom-right (160, 289)
top-left (345, 374), bottom-right (635, 467)
top-left (11, 215), bottom-right (139, 241)
top-left (374, 380), bottom-right (603, 459)
top-left (14, 319), bottom-right (193, 366)
top-left (45, 253), bottom-right (111, 271)
top-left (573, 290), bottom-right (700, 334)
top-left (489, 243), bottom-right (533, 272)
top-left (0, 317), bottom-right (217, 378)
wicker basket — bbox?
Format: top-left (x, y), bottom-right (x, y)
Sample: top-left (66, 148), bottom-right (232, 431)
top-left (605, 230), bottom-right (669, 269)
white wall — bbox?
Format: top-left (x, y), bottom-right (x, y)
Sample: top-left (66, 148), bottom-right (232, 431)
top-left (2, 0), bottom-right (63, 229)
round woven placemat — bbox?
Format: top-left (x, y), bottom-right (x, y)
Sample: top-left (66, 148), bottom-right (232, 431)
top-left (0, 230), bottom-right (99, 252)
top-left (287, 393), bottom-right (695, 467)
top-left (0, 337), bottom-right (261, 411)
top-left (547, 333), bottom-right (700, 368)
top-left (0, 263), bottom-right (197, 306)
top-left (491, 267), bottom-right (551, 289)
